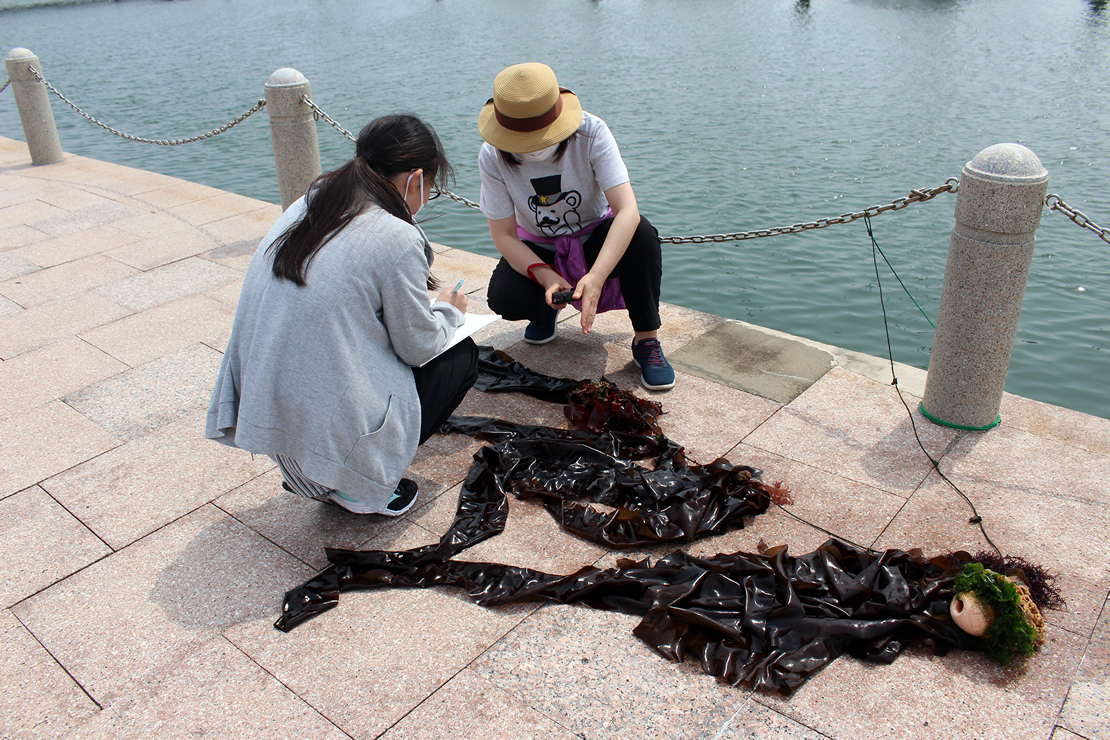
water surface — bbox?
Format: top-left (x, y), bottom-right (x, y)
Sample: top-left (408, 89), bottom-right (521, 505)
top-left (2, 0), bottom-right (1107, 417)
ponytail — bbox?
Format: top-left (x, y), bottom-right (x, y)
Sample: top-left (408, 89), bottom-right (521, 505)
top-left (269, 114), bottom-right (454, 287)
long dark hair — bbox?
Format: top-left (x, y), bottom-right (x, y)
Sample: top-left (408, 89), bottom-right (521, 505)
top-left (269, 113), bottom-right (454, 287)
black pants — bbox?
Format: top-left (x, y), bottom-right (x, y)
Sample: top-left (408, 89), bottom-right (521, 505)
top-left (411, 337), bottom-right (479, 444)
top-left (486, 215), bottom-right (663, 333)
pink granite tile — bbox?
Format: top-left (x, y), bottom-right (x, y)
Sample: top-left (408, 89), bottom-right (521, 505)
top-left (127, 180), bottom-right (225, 210)
top-left (727, 443), bottom-right (908, 552)
top-left (203, 275), bottom-right (245, 307)
top-left (607, 368), bottom-right (780, 462)
top-left (378, 669), bottom-right (583, 740)
top-left (0, 254), bottom-right (138, 307)
top-left (753, 630), bottom-right (1085, 740)
top-left (0, 198), bottom-right (68, 231)
top-left (0, 294), bottom-right (20, 317)
top-left (27, 199), bottom-right (148, 239)
top-left (473, 604), bottom-right (767, 740)
top-left (452, 384), bottom-right (571, 429)
top-left (0, 609), bottom-right (98, 738)
top-left (429, 247), bottom-right (497, 290)
top-left (0, 486), bottom-right (110, 608)
top-left (0, 224), bottom-right (50, 252)
top-left (0, 337), bottom-right (127, 419)
top-left (1058, 593), bottom-right (1109, 737)
top-left (0, 400), bottom-right (121, 498)
top-left (70, 637), bottom-right (348, 739)
top-left (1001, 392), bottom-right (1110, 456)
top-left (409, 481), bottom-right (609, 576)
top-left (29, 182), bottom-right (126, 212)
top-left (202, 238), bottom-right (260, 273)
top-left (503, 331), bottom-right (618, 382)
top-left (742, 366), bottom-right (958, 497)
top-left (588, 300), bottom-right (728, 354)
top-left (201, 205), bottom-right (282, 245)
top-left (43, 409), bottom-right (274, 549)
top-left (224, 561), bottom-right (536, 739)
top-left (168, 192), bottom-right (272, 226)
top-left (0, 290), bottom-right (131, 359)
top-left (93, 256), bottom-right (240, 312)
top-left (79, 293), bottom-right (236, 367)
top-left (11, 223), bottom-right (142, 268)
top-left (62, 344), bottom-right (223, 439)
top-left (105, 226), bottom-right (222, 271)
top-left (22, 156), bottom-right (179, 196)
top-left (1051, 727), bottom-right (1087, 739)
top-left (875, 468), bottom-right (1109, 638)
top-left (216, 467), bottom-right (410, 570)
top-left (11, 505), bottom-right (312, 706)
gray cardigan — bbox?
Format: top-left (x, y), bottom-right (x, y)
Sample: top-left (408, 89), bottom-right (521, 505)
top-left (206, 197), bottom-right (463, 513)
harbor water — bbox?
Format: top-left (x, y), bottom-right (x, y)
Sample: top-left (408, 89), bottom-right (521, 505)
top-left (1, 0), bottom-right (1107, 418)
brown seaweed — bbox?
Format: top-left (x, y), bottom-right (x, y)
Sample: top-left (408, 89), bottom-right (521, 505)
top-left (274, 348), bottom-right (985, 695)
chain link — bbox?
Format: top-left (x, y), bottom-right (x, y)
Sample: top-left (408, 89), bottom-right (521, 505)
top-left (303, 96), bottom-right (483, 209)
top-left (300, 95), bottom-right (356, 141)
top-left (28, 66), bottom-right (266, 145)
top-left (0, 78), bottom-right (10, 95)
top-left (1044, 193), bottom-right (1110, 245)
top-left (660, 178), bottom-right (961, 244)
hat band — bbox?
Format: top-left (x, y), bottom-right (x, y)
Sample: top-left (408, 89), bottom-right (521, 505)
top-left (491, 89), bottom-right (569, 133)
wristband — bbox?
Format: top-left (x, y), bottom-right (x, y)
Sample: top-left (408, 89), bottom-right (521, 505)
top-left (526, 262), bottom-right (561, 284)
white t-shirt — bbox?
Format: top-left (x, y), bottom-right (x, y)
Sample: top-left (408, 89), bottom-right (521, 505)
top-left (478, 111), bottom-right (630, 240)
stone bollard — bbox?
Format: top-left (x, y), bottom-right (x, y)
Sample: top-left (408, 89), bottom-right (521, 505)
top-left (920, 143), bottom-right (1049, 430)
top-left (5, 48), bottom-right (63, 165)
top-left (265, 68), bottom-right (321, 211)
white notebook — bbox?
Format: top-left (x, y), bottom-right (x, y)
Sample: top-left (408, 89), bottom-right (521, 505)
top-left (418, 311), bottom-right (501, 366)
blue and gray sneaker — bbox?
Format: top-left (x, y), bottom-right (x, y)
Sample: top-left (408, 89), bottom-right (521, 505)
top-left (631, 338), bottom-right (676, 390)
top-left (524, 307), bottom-right (560, 344)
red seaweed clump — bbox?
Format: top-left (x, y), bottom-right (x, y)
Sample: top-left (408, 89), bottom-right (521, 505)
top-left (564, 379), bottom-right (663, 436)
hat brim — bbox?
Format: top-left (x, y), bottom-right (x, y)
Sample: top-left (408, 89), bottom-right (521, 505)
top-left (478, 91), bottom-right (583, 154)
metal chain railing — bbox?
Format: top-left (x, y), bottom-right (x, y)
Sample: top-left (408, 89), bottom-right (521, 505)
top-left (17, 78), bottom-right (1109, 249)
top-left (27, 66), bottom-right (266, 145)
top-left (303, 95), bottom-right (485, 210)
top-left (0, 78), bottom-right (9, 95)
top-left (301, 95), bottom-right (355, 141)
top-left (1044, 194), bottom-right (1110, 245)
top-left (660, 179), bottom-right (961, 243)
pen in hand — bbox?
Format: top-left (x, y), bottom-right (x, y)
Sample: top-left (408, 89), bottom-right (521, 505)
top-left (451, 278), bottom-right (465, 293)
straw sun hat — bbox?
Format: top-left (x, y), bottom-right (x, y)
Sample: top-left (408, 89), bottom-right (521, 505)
top-left (478, 63), bottom-right (583, 154)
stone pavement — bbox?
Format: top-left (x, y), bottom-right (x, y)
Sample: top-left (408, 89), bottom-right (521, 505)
top-left (1, 136), bottom-right (1107, 739)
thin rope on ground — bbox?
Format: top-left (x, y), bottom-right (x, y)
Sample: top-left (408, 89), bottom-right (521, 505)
top-left (866, 215), bottom-right (1004, 559)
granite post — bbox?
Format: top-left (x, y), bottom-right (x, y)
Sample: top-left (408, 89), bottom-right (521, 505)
top-left (265, 68), bottom-right (321, 210)
top-left (921, 143), bottom-right (1049, 429)
top-left (5, 48), bottom-right (63, 165)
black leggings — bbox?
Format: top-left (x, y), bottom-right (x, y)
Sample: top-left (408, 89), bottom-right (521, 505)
top-left (486, 215), bottom-right (663, 333)
top-left (411, 337), bottom-right (479, 444)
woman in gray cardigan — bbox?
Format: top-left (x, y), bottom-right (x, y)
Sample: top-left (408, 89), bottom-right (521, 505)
top-left (207, 114), bottom-right (478, 516)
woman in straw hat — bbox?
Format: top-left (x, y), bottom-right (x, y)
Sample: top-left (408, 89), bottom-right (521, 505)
top-left (478, 62), bottom-right (675, 391)
top-left (207, 114), bottom-right (477, 516)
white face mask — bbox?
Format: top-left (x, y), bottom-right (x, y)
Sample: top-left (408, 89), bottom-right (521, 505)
top-left (517, 144), bottom-right (559, 163)
top-left (404, 170), bottom-right (427, 216)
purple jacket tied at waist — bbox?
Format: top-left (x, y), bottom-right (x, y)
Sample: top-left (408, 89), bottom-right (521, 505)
top-left (517, 209), bottom-right (626, 314)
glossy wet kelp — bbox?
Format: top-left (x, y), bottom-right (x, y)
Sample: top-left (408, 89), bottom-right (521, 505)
top-left (274, 348), bottom-right (978, 694)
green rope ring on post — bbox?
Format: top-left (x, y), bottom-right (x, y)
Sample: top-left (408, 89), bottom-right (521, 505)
top-left (918, 402), bottom-right (1000, 431)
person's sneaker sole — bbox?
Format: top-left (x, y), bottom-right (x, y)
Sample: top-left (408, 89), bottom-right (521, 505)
top-left (523, 331), bottom-right (557, 345)
top-left (633, 358), bottom-right (676, 390)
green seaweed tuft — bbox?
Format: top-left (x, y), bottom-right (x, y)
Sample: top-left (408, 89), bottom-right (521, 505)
top-left (953, 563), bottom-right (1038, 665)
